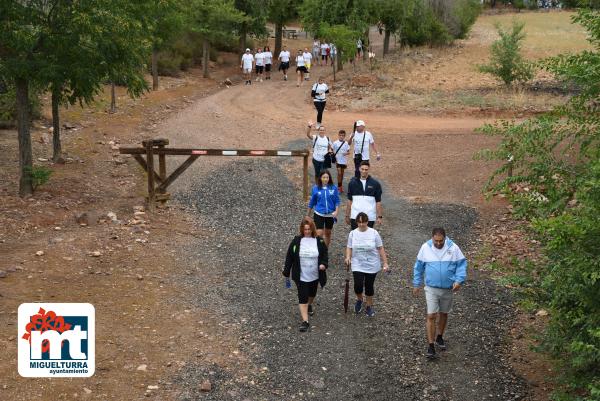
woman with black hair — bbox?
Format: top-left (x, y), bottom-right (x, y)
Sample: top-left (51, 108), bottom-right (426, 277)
top-left (345, 212), bottom-right (389, 317)
top-left (283, 217), bottom-right (328, 332)
top-left (307, 169), bottom-right (340, 247)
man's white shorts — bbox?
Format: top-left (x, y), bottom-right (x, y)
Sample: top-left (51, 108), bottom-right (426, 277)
top-left (424, 286), bottom-right (453, 314)
top-left (243, 68), bottom-right (252, 74)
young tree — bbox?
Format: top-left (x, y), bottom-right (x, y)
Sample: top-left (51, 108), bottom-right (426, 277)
top-left (375, 0), bottom-right (416, 57)
top-left (478, 21), bottom-right (534, 86)
top-left (235, 0), bottom-right (268, 53)
top-left (268, 0), bottom-right (298, 57)
top-left (190, 0), bottom-right (245, 78)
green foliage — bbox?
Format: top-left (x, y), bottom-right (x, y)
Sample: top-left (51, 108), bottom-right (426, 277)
top-left (299, 0), bottom-right (375, 41)
top-left (452, 0), bottom-right (482, 39)
top-left (478, 21), bottom-right (534, 86)
top-left (0, 82), bottom-right (41, 127)
top-left (319, 23), bottom-right (360, 64)
top-left (477, 10), bottom-right (600, 400)
top-left (400, 1), bottom-right (452, 47)
top-left (25, 165), bottom-right (52, 191)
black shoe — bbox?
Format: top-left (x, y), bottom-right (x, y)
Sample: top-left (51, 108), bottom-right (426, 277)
top-left (308, 304), bottom-right (314, 316)
top-left (299, 321), bottom-right (310, 332)
top-left (435, 335), bottom-right (446, 350)
top-left (426, 343), bottom-right (436, 359)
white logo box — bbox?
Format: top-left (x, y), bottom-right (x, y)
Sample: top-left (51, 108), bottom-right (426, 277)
top-left (18, 303), bottom-right (95, 378)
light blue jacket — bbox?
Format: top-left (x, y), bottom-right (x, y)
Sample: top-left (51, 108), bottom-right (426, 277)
top-left (413, 238), bottom-right (467, 289)
top-left (309, 185), bottom-right (340, 215)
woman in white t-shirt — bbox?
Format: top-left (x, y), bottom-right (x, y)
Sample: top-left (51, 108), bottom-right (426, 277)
top-left (263, 46), bottom-right (273, 80)
top-left (345, 212), bottom-right (389, 317)
top-left (332, 129), bottom-right (350, 193)
top-left (295, 49), bottom-right (308, 86)
top-left (283, 217), bottom-right (328, 332)
top-left (305, 121), bottom-right (333, 177)
top-left (254, 48), bottom-right (265, 82)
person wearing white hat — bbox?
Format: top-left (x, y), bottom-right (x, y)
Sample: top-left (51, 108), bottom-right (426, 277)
top-left (241, 48), bottom-right (254, 85)
top-left (349, 120), bottom-right (380, 178)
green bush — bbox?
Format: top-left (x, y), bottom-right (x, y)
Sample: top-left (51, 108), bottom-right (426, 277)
top-left (25, 165), bottom-right (52, 191)
top-left (476, 10), bottom-right (600, 400)
top-left (401, 2), bottom-right (452, 47)
top-left (478, 21), bottom-right (534, 86)
top-left (450, 0), bottom-right (482, 39)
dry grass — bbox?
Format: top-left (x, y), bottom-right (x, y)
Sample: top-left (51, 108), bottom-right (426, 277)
top-left (341, 10), bottom-right (591, 114)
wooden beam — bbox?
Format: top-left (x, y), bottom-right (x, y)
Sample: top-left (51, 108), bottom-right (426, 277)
top-left (156, 155), bottom-right (200, 192)
top-left (120, 148), bottom-right (308, 157)
top-left (132, 155), bottom-right (163, 184)
top-left (303, 154), bottom-right (309, 200)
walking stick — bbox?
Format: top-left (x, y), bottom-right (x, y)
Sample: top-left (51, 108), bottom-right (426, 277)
top-left (344, 262), bottom-right (350, 313)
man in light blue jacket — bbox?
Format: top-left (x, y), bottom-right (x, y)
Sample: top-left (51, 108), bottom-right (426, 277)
top-left (413, 227), bottom-right (467, 359)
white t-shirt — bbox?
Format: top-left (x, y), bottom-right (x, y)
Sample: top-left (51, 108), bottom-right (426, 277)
top-left (320, 43), bottom-right (329, 56)
top-left (311, 135), bottom-right (331, 162)
top-left (347, 228), bottom-right (383, 274)
top-left (255, 52), bottom-right (265, 66)
top-left (303, 52), bottom-right (312, 65)
top-left (352, 131), bottom-right (374, 160)
top-left (241, 53), bottom-right (254, 69)
top-left (299, 237), bottom-right (319, 282)
top-left (313, 41), bottom-right (320, 51)
top-left (332, 140), bottom-right (350, 165)
top-left (296, 55), bottom-right (305, 67)
top-left (279, 50), bottom-right (290, 62)
top-left (312, 82), bottom-right (328, 102)
top-left (360, 179), bottom-right (367, 191)
top-left (263, 51), bottom-right (273, 64)
top-left (330, 44), bottom-right (337, 56)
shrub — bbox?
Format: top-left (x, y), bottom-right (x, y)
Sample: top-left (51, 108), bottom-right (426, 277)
top-left (478, 21), bottom-right (534, 86)
top-left (401, 2), bottom-right (452, 46)
top-left (452, 0), bottom-right (482, 39)
top-left (25, 165), bottom-right (52, 191)
top-left (476, 10), bottom-right (600, 400)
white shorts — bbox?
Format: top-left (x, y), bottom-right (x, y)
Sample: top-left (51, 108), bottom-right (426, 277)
top-left (243, 68), bottom-right (252, 74)
top-left (424, 286), bottom-right (453, 314)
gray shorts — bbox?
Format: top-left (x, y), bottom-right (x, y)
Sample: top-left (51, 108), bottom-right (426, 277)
top-left (424, 286), bottom-right (453, 314)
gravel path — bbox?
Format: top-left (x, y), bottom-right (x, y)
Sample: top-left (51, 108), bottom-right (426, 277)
top-left (168, 159), bottom-right (527, 401)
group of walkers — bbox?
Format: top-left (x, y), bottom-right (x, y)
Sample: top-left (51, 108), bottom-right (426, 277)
top-left (241, 43), bottom-right (336, 87)
top-left (283, 117), bottom-right (468, 359)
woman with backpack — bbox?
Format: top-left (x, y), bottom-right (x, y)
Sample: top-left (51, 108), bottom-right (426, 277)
top-left (311, 76), bottom-right (329, 128)
top-left (305, 121), bottom-right (333, 176)
top-left (307, 169), bottom-right (340, 247)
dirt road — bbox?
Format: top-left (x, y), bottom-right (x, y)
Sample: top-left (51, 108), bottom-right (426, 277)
top-left (147, 64), bottom-right (528, 400)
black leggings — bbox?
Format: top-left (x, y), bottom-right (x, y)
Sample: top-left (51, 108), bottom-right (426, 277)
top-left (296, 279), bottom-right (319, 304)
top-left (353, 271), bottom-right (377, 297)
top-left (314, 101), bottom-right (326, 124)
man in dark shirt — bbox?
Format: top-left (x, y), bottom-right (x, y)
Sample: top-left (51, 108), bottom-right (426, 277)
top-left (345, 161), bottom-right (383, 230)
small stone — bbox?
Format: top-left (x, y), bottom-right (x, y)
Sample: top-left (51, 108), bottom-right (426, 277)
top-left (536, 309), bottom-right (549, 317)
top-left (54, 226), bottom-right (62, 231)
top-left (75, 212), bottom-right (89, 225)
top-left (35, 251), bottom-right (45, 256)
top-left (63, 257), bottom-right (73, 261)
top-left (200, 380), bottom-right (212, 392)
top-left (7, 266), bottom-right (17, 272)
top-left (90, 251), bottom-right (102, 257)
top-left (83, 387), bottom-right (92, 394)
top-left (136, 274), bottom-right (144, 280)
top-left (0, 271), bottom-right (7, 278)
top-left (106, 212), bottom-right (118, 221)
top-left (147, 385), bottom-right (159, 390)
top-left (136, 364), bottom-right (147, 371)
top-left (133, 205), bottom-right (145, 213)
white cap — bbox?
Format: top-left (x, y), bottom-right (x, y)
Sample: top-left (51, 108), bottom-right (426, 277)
top-left (245, 48), bottom-right (251, 52)
top-left (356, 120), bottom-right (365, 127)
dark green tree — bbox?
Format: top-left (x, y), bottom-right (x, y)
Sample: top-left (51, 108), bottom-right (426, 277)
top-left (267, 0), bottom-right (298, 57)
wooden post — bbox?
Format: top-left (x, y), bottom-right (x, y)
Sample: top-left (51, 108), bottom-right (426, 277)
top-left (157, 139), bottom-right (168, 206)
top-left (303, 154), bottom-right (309, 200)
top-left (145, 140), bottom-right (155, 210)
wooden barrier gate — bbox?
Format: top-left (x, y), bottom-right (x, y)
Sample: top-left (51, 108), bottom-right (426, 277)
top-left (120, 139), bottom-right (310, 209)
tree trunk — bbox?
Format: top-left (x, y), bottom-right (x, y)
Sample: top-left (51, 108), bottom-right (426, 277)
top-left (332, 56), bottom-right (336, 81)
top-left (239, 23), bottom-right (247, 54)
top-left (202, 38), bottom-right (210, 78)
top-left (152, 47), bottom-right (159, 90)
top-left (383, 29), bottom-right (391, 57)
top-left (16, 78), bottom-right (33, 196)
top-left (274, 22), bottom-right (283, 59)
top-left (51, 88), bottom-right (62, 163)
top-left (110, 82), bottom-right (116, 113)
top-left (337, 52), bottom-right (343, 71)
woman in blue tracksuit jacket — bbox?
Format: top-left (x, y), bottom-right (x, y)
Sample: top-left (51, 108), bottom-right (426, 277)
top-left (307, 169), bottom-right (340, 247)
